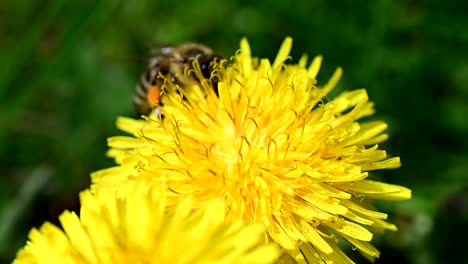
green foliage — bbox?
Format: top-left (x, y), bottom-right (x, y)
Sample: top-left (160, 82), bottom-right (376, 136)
top-left (1, 0), bottom-right (466, 263)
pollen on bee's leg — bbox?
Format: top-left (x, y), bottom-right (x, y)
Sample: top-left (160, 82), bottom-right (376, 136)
top-left (147, 86), bottom-right (161, 105)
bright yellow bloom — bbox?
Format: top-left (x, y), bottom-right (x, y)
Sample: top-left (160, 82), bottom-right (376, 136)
top-left (14, 181), bottom-right (280, 264)
top-left (92, 37), bottom-right (411, 263)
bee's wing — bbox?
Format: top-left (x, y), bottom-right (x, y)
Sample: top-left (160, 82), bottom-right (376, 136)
top-left (147, 43), bottom-right (176, 55)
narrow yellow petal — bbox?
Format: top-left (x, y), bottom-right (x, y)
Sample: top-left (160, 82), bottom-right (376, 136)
top-left (360, 157), bottom-right (401, 170)
top-left (116, 116), bottom-right (146, 135)
top-left (339, 121), bottom-right (388, 147)
top-left (58, 212), bottom-right (97, 263)
top-left (342, 180), bottom-right (411, 200)
top-left (240, 37), bottom-right (252, 75)
top-left (298, 54), bottom-right (308, 68)
top-left (344, 235), bottom-right (380, 258)
top-left (272, 37), bottom-right (293, 70)
top-left (326, 220), bottom-right (373, 241)
top-left (108, 136), bottom-right (145, 148)
top-left (307, 55), bottom-right (323, 79)
top-left (320, 67), bottom-right (343, 98)
top-left (340, 200), bottom-right (388, 219)
top-left (299, 220), bottom-right (333, 254)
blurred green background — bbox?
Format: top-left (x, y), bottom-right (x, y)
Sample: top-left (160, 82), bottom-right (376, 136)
top-left (1, 0), bottom-right (467, 263)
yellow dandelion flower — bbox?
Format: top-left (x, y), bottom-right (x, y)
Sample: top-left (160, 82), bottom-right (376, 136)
top-left (14, 181), bottom-right (280, 264)
top-left (91, 37), bottom-right (411, 263)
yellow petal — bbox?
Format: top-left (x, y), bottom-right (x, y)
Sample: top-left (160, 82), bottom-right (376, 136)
top-left (341, 180), bottom-right (411, 200)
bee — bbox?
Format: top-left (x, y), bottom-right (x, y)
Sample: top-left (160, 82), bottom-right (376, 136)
top-left (134, 43), bottom-right (223, 116)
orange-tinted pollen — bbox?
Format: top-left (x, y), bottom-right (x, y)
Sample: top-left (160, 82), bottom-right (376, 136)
top-left (147, 86), bottom-right (161, 106)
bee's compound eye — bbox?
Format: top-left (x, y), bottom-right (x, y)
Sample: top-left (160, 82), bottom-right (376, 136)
top-left (201, 62), bottom-right (209, 72)
top-left (147, 86), bottom-right (161, 106)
